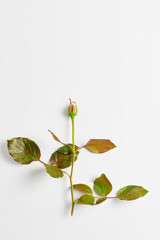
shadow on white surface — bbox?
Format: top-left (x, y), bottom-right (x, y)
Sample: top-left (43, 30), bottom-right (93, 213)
top-left (24, 168), bottom-right (46, 183)
top-left (62, 105), bottom-right (71, 143)
top-left (62, 104), bottom-right (69, 118)
top-left (62, 179), bottom-right (72, 216)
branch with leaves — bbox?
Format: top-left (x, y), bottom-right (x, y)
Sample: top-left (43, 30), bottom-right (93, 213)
top-left (7, 99), bottom-right (148, 216)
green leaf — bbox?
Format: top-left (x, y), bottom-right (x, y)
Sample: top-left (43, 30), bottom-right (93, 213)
top-left (58, 144), bottom-right (79, 154)
top-left (94, 174), bottom-right (112, 196)
top-left (49, 144), bottom-right (79, 169)
top-left (118, 185), bottom-right (148, 200)
top-left (7, 137), bottom-right (41, 164)
top-left (45, 164), bottom-right (63, 178)
top-left (77, 195), bottom-right (95, 205)
top-left (84, 139), bottom-right (116, 154)
top-left (73, 184), bottom-right (93, 194)
top-left (96, 197), bottom-right (106, 205)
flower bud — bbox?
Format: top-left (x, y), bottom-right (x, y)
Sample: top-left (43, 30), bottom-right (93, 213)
top-left (68, 99), bottom-right (78, 119)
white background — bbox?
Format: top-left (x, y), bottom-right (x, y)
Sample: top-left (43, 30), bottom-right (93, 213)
top-left (0, 0), bottom-right (160, 239)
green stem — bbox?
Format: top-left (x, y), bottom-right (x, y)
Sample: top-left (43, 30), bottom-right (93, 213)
top-left (71, 118), bottom-right (75, 177)
top-left (70, 176), bottom-right (75, 216)
top-left (70, 118), bottom-right (75, 216)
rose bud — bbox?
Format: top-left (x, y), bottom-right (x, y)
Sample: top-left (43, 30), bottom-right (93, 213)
top-left (68, 99), bottom-right (78, 119)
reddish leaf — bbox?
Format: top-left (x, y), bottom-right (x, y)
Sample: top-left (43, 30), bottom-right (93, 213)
top-left (49, 144), bottom-right (79, 169)
top-left (73, 184), bottom-right (93, 194)
top-left (48, 130), bottom-right (64, 145)
top-left (7, 137), bottom-right (40, 164)
top-left (84, 139), bottom-right (116, 154)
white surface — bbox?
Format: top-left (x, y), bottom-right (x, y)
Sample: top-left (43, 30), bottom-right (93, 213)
top-left (0, 0), bottom-right (160, 239)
